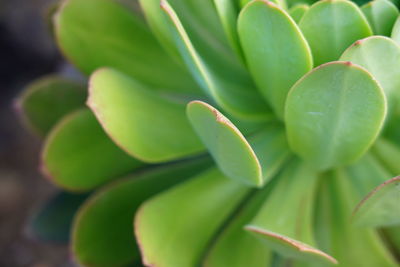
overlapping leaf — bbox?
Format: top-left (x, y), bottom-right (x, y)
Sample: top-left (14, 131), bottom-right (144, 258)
top-left (361, 0), bottom-right (399, 36)
top-left (42, 108), bottom-right (141, 191)
top-left (88, 68), bottom-right (204, 163)
top-left (285, 62), bottom-right (386, 170)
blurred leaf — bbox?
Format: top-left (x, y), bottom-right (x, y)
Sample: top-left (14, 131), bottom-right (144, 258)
top-left (391, 16), bottom-right (400, 44)
top-left (289, 4), bottom-right (309, 23)
top-left (203, 187), bottom-right (272, 267)
top-left (42, 108), bottom-right (142, 191)
top-left (213, 0), bottom-right (243, 59)
top-left (73, 158), bottom-right (210, 267)
top-left (353, 176), bottom-right (400, 227)
top-left (16, 76), bottom-right (86, 136)
top-left (160, 0), bottom-right (271, 120)
top-left (372, 138), bottom-right (400, 175)
top-left (29, 192), bottom-right (89, 243)
top-left (245, 160), bottom-right (336, 264)
top-left (384, 227), bottom-right (400, 254)
top-left (315, 170), bottom-right (397, 266)
top-left (361, 0), bottom-right (399, 36)
top-left (135, 168), bottom-right (249, 267)
top-left (187, 101), bottom-right (262, 187)
top-left (285, 62), bottom-right (386, 170)
top-left (299, 0), bottom-right (372, 65)
top-left (238, 0), bottom-right (313, 118)
top-left (55, 0), bottom-right (201, 95)
top-left (88, 68), bottom-right (204, 163)
top-left (340, 36), bottom-right (400, 111)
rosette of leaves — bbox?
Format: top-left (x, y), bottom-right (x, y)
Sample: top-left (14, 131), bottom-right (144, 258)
top-left (16, 0), bottom-right (400, 266)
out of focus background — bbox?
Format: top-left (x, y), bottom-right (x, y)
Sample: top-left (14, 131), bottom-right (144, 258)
top-left (0, 0), bottom-right (74, 265)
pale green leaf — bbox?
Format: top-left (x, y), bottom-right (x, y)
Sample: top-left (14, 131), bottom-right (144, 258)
top-left (135, 168), bottom-right (249, 267)
top-left (340, 36), bottom-right (400, 110)
top-left (238, 0), bottom-right (313, 118)
top-left (245, 159), bottom-right (336, 264)
top-left (299, 0), bottom-right (372, 66)
top-left (372, 138), bottom-right (400, 175)
top-left (289, 4), bottom-right (310, 23)
top-left (391, 15), bottom-right (400, 44)
top-left (361, 0), bottom-right (399, 36)
top-left (73, 158), bottom-right (210, 267)
top-left (88, 68), bottom-right (204, 163)
top-left (42, 109), bottom-right (142, 191)
top-left (285, 62), bottom-right (386, 170)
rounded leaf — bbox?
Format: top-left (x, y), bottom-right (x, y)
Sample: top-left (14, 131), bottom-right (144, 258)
top-left (285, 62), bottom-right (387, 170)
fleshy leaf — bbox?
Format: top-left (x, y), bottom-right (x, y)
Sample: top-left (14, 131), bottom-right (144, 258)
top-left (372, 137), bottom-right (400, 175)
top-left (160, 0), bottom-right (271, 120)
top-left (55, 0), bottom-right (200, 95)
top-left (42, 108), bottom-right (141, 191)
top-left (315, 170), bottom-right (397, 266)
top-left (361, 0), bottom-right (399, 36)
top-left (238, 0), bottom-right (313, 118)
top-left (16, 76), bottom-right (86, 136)
top-left (245, 159), bottom-right (336, 264)
top-left (299, 0), bottom-right (372, 66)
top-left (285, 62), bottom-right (386, 171)
top-left (352, 176), bottom-right (400, 227)
top-left (187, 101), bottom-right (262, 187)
top-left (340, 36), bottom-right (400, 110)
top-left (135, 168), bottom-right (249, 267)
top-left (28, 192), bottom-right (89, 243)
top-left (88, 68), bottom-right (204, 163)
top-left (203, 187), bottom-right (272, 267)
top-left (187, 101), bottom-right (291, 187)
top-left (213, 0), bottom-right (243, 58)
top-left (391, 15), bottom-right (400, 44)
top-left (73, 158), bottom-right (210, 267)
top-left (289, 4), bottom-right (309, 23)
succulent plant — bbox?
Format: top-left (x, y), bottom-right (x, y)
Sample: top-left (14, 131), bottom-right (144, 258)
top-left (16, 0), bottom-right (400, 266)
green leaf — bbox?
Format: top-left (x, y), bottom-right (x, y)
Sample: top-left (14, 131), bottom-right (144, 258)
top-left (203, 188), bottom-right (272, 267)
top-left (299, 0), bottom-right (372, 66)
top-left (285, 62), bottom-right (387, 171)
top-left (88, 68), bottom-right (204, 163)
top-left (160, 0), bottom-right (271, 120)
top-left (391, 15), bottom-right (400, 44)
top-left (340, 36), bottom-right (400, 111)
top-left (29, 192), bottom-right (89, 243)
top-left (16, 76), bottom-right (86, 136)
top-left (372, 138), bottom-right (400, 175)
top-left (240, 0), bottom-right (287, 9)
top-left (238, 0), bottom-right (313, 118)
top-left (352, 176), bottom-right (400, 227)
top-left (361, 0), bottom-right (399, 36)
top-left (384, 226), bottom-right (400, 253)
top-left (42, 108), bottom-right (141, 191)
top-left (187, 101), bottom-right (262, 187)
top-left (73, 158), bottom-right (210, 267)
top-left (135, 168), bottom-right (249, 267)
top-left (289, 4), bottom-right (309, 23)
top-left (245, 159), bottom-right (336, 264)
top-left (315, 170), bottom-right (398, 266)
top-left (55, 0), bottom-right (200, 95)
top-left (187, 101), bottom-right (291, 187)
top-left (213, 0), bottom-right (243, 59)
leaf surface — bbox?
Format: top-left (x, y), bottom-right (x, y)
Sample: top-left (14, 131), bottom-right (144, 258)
top-left (135, 168), bottom-right (249, 267)
top-left (42, 108), bottom-right (141, 191)
top-left (88, 68), bottom-right (204, 163)
top-left (73, 159), bottom-right (210, 267)
top-left (361, 0), bottom-right (399, 36)
top-left (16, 76), bottom-right (86, 136)
top-left (238, 0), bottom-right (313, 118)
top-left (285, 62), bottom-right (386, 170)
top-left (299, 0), bottom-right (372, 65)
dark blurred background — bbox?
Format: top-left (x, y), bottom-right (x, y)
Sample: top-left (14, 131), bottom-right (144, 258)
top-left (0, 0), bottom-right (73, 265)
